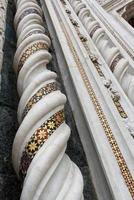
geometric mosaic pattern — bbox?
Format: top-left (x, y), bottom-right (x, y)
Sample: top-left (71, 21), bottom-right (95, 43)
top-left (18, 42), bottom-right (49, 73)
top-left (19, 110), bottom-right (65, 180)
top-left (17, 8), bottom-right (41, 26)
top-left (22, 82), bottom-right (58, 119)
top-left (23, 30), bottom-right (45, 41)
top-left (60, 1), bottom-right (134, 197)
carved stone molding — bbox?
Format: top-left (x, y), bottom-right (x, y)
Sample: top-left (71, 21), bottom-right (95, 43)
top-left (69, 0), bottom-right (134, 107)
top-left (40, 0), bottom-right (134, 199)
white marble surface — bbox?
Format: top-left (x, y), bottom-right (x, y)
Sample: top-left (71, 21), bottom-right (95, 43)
top-left (12, 1), bottom-right (84, 200)
top-left (41, 0), bottom-right (134, 199)
top-left (69, 0), bottom-right (134, 107)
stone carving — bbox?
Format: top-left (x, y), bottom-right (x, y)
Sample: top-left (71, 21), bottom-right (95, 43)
top-left (118, 5), bottom-right (127, 16)
top-left (123, 118), bottom-right (134, 138)
top-left (103, 79), bottom-right (112, 88)
top-left (120, 1), bottom-right (134, 20)
top-left (69, 0), bottom-right (134, 106)
top-left (59, 18), bottom-right (134, 198)
top-left (12, 0), bottom-right (83, 199)
top-left (61, 0), bottom-right (129, 121)
top-left (41, 0), bottom-right (134, 199)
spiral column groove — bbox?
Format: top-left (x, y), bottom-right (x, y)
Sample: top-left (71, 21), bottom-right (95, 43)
top-left (12, 0), bottom-right (84, 199)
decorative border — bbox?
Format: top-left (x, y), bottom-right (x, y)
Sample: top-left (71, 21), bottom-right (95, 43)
top-left (58, 4), bottom-right (134, 195)
top-left (112, 96), bottom-right (127, 118)
top-left (64, 3), bottom-right (128, 120)
top-left (92, 1), bottom-right (134, 60)
top-left (23, 82), bottom-right (58, 119)
top-left (19, 110), bottom-right (65, 179)
top-left (18, 42), bottom-right (49, 73)
top-left (23, 30), bottom-right (45, 41)
top-left (17, 9), bottom-right (41, 27)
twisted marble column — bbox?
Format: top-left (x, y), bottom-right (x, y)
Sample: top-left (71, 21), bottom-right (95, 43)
top-left (69, 0), bottom-right (134, 105)
top-left (12, 0), bottom-right (84, 199)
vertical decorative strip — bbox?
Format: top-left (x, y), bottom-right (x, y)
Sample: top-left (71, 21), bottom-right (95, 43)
top-left (60, 21), bottom-right (134, 199)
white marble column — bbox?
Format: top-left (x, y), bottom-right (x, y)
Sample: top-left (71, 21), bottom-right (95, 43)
top-left (12, 0), bottom-right (84, 199)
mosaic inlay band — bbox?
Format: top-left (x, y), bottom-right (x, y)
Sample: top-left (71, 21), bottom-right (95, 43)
top-left (83, 42), bottom-right (105, 77)
top-left (112, 97), bottom-right (127, 119)
top-left (23, 82), bottom-right (58, 119)
top-left (18, 42), bottom-right (49, 73)
top-left (64, 5), bottom-right (128, 120)
top-left (19, 110), bottom-right (65, 180)
top-left (23, 30), bottom-right (45, 41)
top-left (110, 54), bottom-right (123, 72)
top-left (82, 40), bottom-right (127, 120)
top-left (60, 20), bottom-right (134, 198)
top-left (17, 9), bottom-right (41, 26)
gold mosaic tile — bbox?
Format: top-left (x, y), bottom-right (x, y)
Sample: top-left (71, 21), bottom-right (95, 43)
top-left (59, 8), bottom-right (134, 197)
top-left (18, 42), bottom-right (49, 73)
top-left (23, 82), bottom-right (58, 119)
top-left (19, 110), bottom-right (65, 179)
